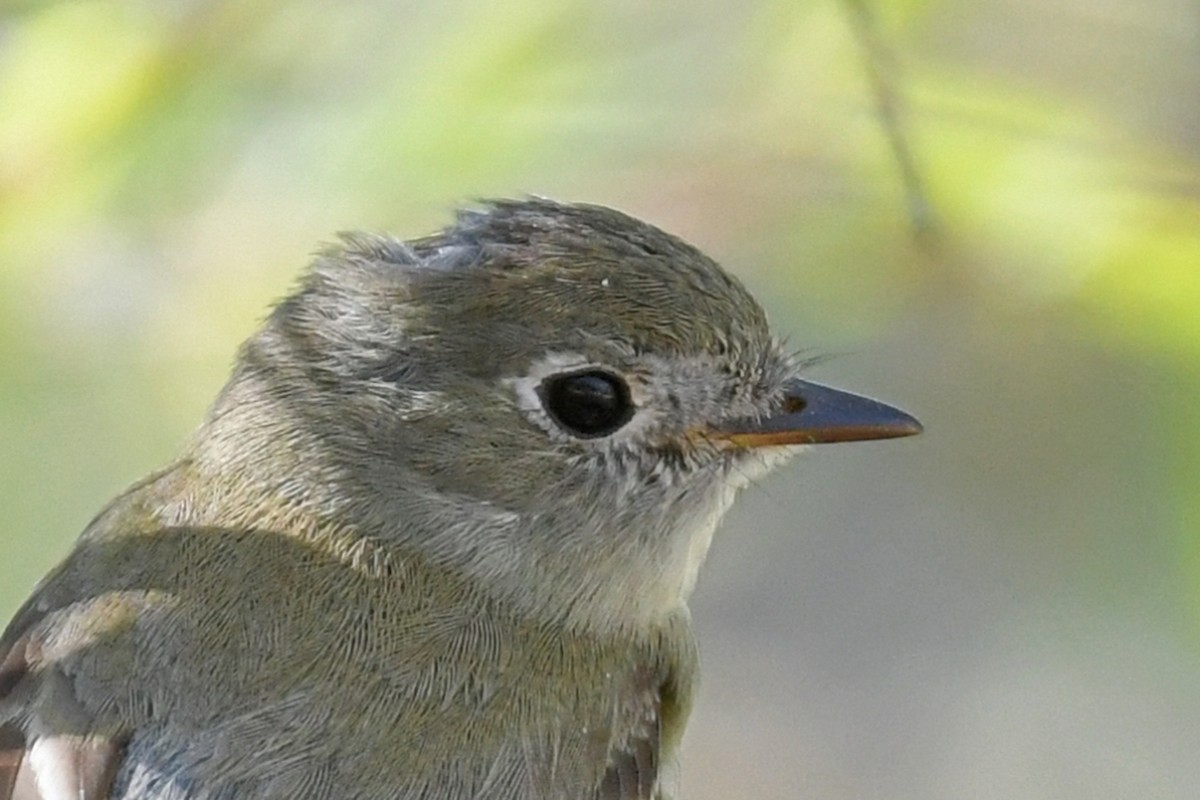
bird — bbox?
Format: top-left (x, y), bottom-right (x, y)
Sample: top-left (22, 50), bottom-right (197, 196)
top-left (0, 197), bottom-right (920, 800)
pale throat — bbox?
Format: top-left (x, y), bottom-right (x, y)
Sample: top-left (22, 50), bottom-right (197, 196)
top-left (657, 482), bottom-right (741, 606)
top-left (550, 478), bottom-right (744, 632)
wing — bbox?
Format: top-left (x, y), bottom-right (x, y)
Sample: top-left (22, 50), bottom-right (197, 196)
top-left (594, 644), bottom-right (694, 800)
top-left (0, 587), bottom-right (128, 800)
top-left (594, 615), bottom-right (697, 800)
top-left (595, 711), bottom-right (661, 800)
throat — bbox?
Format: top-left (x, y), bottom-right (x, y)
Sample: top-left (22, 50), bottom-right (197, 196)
top-left (465, 483), bottom-right (740, 633)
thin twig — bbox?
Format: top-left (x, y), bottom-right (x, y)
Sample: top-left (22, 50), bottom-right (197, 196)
top-left (842, 0), bottom-right (939, 240)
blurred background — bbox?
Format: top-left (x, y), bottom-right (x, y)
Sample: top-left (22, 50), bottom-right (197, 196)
top-left (1, 1), bottom-right (1198, 798)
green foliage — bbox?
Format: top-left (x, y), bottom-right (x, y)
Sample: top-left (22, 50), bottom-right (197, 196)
top-left (0, 3), bottom-right (1197, 792)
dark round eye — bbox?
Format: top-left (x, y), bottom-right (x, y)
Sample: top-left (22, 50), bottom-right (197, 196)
top-left (539, 370), bottom-right (634, 438)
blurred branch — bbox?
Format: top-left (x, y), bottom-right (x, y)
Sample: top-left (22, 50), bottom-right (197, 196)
top-left (842, 0), bottom-right (939, 241)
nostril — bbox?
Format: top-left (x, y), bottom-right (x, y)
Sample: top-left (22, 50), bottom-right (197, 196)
top-left (782, 395), bottom-right (807, 414)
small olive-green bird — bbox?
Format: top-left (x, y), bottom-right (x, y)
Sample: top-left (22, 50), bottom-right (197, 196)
top-left (0, 198), bottom-right (919, 800)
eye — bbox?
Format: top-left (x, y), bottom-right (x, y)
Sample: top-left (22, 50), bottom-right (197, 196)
top-left (538, 369), bottom-right (634, 438)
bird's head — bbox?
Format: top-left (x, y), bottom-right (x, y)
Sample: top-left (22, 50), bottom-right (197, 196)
top-left (201, 198), bottom-right (919, 628)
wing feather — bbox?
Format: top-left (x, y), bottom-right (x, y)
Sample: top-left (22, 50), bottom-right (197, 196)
top-left (596, 667), bottom-right (664, 800)
top-left (0, 621), bottom-right (126, 800)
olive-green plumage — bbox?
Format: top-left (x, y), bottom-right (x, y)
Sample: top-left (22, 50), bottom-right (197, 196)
top-left (0, 199), bottom-right (917, 799)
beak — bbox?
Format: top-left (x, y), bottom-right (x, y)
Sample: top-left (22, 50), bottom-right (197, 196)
top-left (713, 378), bottom-right (923, 447)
